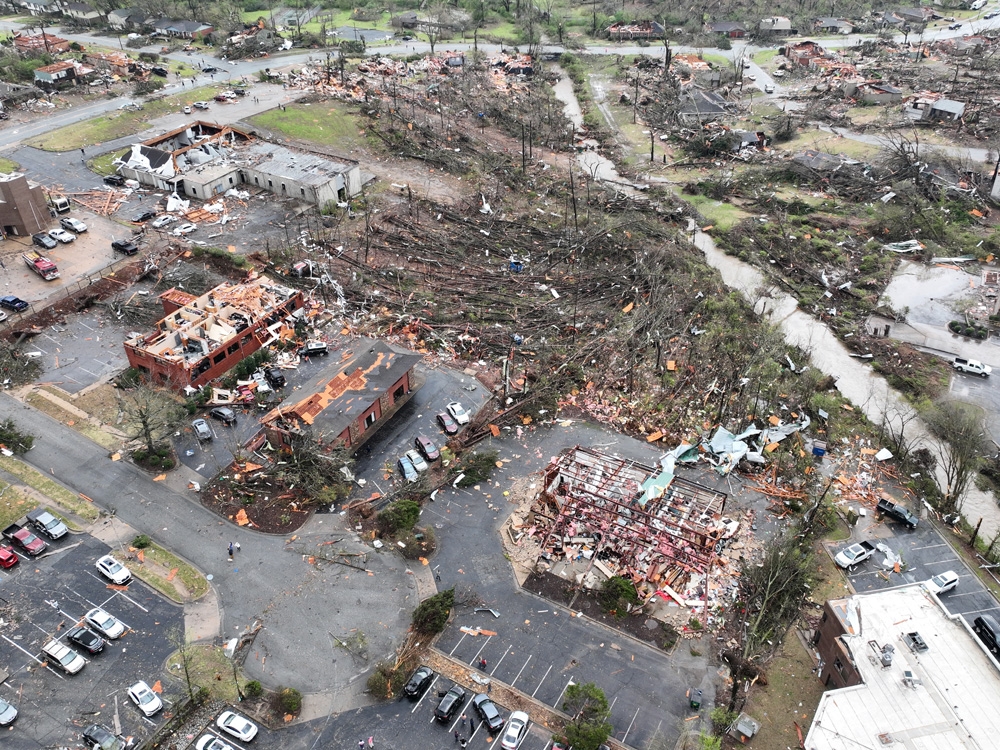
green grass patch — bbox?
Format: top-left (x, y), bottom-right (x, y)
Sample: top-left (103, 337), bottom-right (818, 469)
top-left (0, 156), bottom-right (19, 174)
top-left (24, 85), bottom-right (223, 151)
top-left (0, 482), bottom-right (40, 530)
top-left (129, 540), bottom-right (208, 602)
top-left (754, 49), bottom-right (779, 66)
top-left (701, 53), bottom-right (731, 69)
top-left (25, 392), bottom-right (120, 451)
top-left (87, 150), bottom-right (126, 177)
top-left (0, 454), bottom-right (99, 522)
top-left (166, 644), bottom-right (243, 702)
top-left (778, 128), bottom-right (880, 161)
top-left (683, 193), bottom-right (750, 230)
top-left (249, 101), bottom-right (368, 150)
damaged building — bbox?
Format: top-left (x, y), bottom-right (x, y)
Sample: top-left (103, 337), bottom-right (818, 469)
top-left (119, 122), bottom-right (362, 205)
top-left (124, 276), bottom-right (304, 389)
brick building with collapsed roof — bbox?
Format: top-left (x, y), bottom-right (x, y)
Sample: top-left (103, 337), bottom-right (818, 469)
top-left (123, 275), bottom-right (303, 390)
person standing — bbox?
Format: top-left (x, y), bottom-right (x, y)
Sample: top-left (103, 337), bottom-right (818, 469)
top-left (228, 542), bottom-right (234, 560)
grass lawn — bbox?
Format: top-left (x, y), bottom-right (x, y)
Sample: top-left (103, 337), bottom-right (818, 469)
top-left (754, 49), bottom-right (779, 66)
top-left (0, 481), bottom-right (41, 531)
top-left (0, 455), bottom-right (100, 523)
top-left (26, 390), bottom-right (121, 451)
top-left (249, 101), bottom-right (369, 150)
top-left (167, 644), bottom-right (245, 702)
top-left (701, 53), bottom-right (731, 69)
top-left (780, 128), bottom-right (881, 161)
top-left (0, 156), bottom-right (19, 173)
top-left (683, 193), bottom-right (751, 230)
top-left (129, 540), bottom-right (208, 602)
top-left (24, 85), bottom-right (223, 151)
top-left (87, 149), bottom-right (126, 176)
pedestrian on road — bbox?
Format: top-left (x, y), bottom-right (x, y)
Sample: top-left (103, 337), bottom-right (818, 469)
top-left (359, 741), bottom-right (364, 750)
top-left (80, 147), bottom-right (85, 157)
top-left (454, 731), bottom-right (460, 743)
top-left (461, 714), bottom-right (467, 728)
top-left (479, 657), bottom-right (487, 670)
top-left (459, 739), bottom-right (467, 749)
top-left (367, 737), bottom-right (373, 748)
top-left (235, 542), bottom-right (241, 553)
top-left (228, 542), bottom-right (234, 560)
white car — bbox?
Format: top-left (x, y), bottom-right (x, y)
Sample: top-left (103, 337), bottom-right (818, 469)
top-left (96, 554), bottom-right (132, 585)
top-left (151, 215), bottom-right (177, 229)
top-left (60, 217), bottom-right (87, 233)
top-left (501, 711), bottom-right (529, 750)
top-left (0, 695), bottom-right (16, 726)
top-left (85, 607), bottom-right (126, 639)
top-left (196, 736), bottom-right (235, 750)
top-left (405, 449), bottom-right (429, 472)
top-left (173, 223), bottom-right (197, 236)
top-left (41, 639), bottom-right (86, 674)
top-left (48, 228), bottom-right (76, 244)
top-left (764, 83), bottom-right (775, 94)
top-left (183, 105), bottom-right (192, 114)
top-left (927, 570), bottom-right (959, 595)
top-left (128, 680), bottom-right (163, 716)
top-left (446, 401), bottom-right (470, 425)
top-left (216, 711), bottom-right (258, 742)
top-left (193, 101), bottom-right (210, 109)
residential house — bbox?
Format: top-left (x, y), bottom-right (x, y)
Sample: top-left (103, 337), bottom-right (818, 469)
top-left (83, 51), bottom-right (133, 76)
top-left (927, 98), bottom-right (966, 121)
top-left (806, 586), bottom-right (1000, 750)
top-left (784, 40), bottom-right (826, 66)
top-left (843, 81), bottom-right (903, 103)
top-left (814, 17), bottom-right (854, 34)
top-left (790, 150), bottom-right (862, 175)
top-left (108, 7), bottom-right (147, 29)
top-left (255, 339), bottom-right (422, 453)
top-left (895, 6), bottom-right (935, 24)
top-left (151, 19), bottom-right (214, 39)
top-left (606, 21), bottom-right (664, 40)
top-left (758, 16), bottom-right (792, 32)
top-left (13, 32), bottom-right (71, 54)
top-left (123, 277), bottom-right (304, 390)
top-left (392, 10), bottom-right (418, 29)
top-left (34, 60), bottom-right (94, 89)
top-left (671, 54), bottom-right (723, 87)
top-left (0, 173), bottom-right (50, 238)
top-left (16, 0), bottom-right (61, 16)
top-left (677, 87), bottom-right (731, 124)
top-left (904, 93), bottom-right (966, 121)
top-left (706, 21), bottom-right (746, 38)
top-left (0, 82), bottom-right (41, 109)
top-left (63, 2), bottom-right (101, 22)
top-left (882, 10), bottom-right (906, 25)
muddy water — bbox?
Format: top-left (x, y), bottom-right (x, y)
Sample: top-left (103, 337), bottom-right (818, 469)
top-left (549, 70), bottom-right (1000, 537)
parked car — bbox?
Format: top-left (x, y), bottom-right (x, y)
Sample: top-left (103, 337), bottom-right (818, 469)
top-left (201, 66), bottom-right (220, 74)
top-left (403, 665), bottom-right (434, 698)
top-left (60, 217), bottom-right (88, 233)
top-left (96, 554), bottom-right (132, 585)
top-left (26, 507), bottom-right (69, 539)
top-left (434, 685), bottom-right (467, 722)
top-left (193, 101), bottom-right (211, 109)
top-left (746, 73), bottom-right (756, 80)
top-left (196, 736), bottom-right (235, 750)
top-left (405, 449), bottom-right (429, 473)
top-left (398, 455), bottom-right (418, 483)
top-left (192, 418), bottom-right (213, 441)
top-left (210, 406), bottom-right (237, 425)
top-left (127, 680), bottom-right (163, 717)
top-left (264, 368), bottom-right (286, 388)
top-left (437, 412), bottom-right (459, 435)
top-left (183, 105), bottom-right (192, 114)
top-left (112, 239), bottom-right (140, 255)
top-left (415, 435), bottom-right (440, 461)
top-left (131, 209), bottom-right (156, 223)
top-left (0, 295), bottom-right (28, 312)
top-left (927, 570), bottom-right (959, 595)
top-left (85, 607), bottom-right (126, 639)
top-left (987, 10), bottom-right (1000, 18)
top-left (42, 639), bottom-right (86, 674)
top-left (764, 83), bottom-right (775, 93)
top-left (446, 401), bottom-right (470, 424)
top-left (173, 222), bottom-right (197, 236)
top-left (49, 228), bottom-right (76, 244)
top-left (216, 711), bottom-right (258, 742)
top-left (151, 215), bottom-right (177, 229)
top-left (103, 174), bottom-right (126, 187)
top-left (501, 710), bottom-right (529, 749)
top-left (0, 544), bottom-right (18, 569)
top-left (949, 22), bottom-right (963, 29)
top-left (66, 625), bottom-right (105, 654)
top-left (300, 340), bottom-right (329, 356)
top-left (472, 693), bottom-right (504, 732)
top-left (0, 695), bottom-right (16, 726)
top-left (82, 723), bottom-right (126, 750)
top-left (32, 232), bottom-right (57, 250)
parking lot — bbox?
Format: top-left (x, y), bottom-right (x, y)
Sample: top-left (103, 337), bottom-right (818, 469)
top-left (181, 707), bottom-right (278, 750)
top-left (0, 532), bottom-right (182, 750)
top-left (838, 513), bottom-right (1000, 625)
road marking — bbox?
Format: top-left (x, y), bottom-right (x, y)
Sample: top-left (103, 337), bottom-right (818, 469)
top-left (958, 605), bottom-right (1000, 617)
top-left (447, 697), bottom-right (470, 733)
top-left (609, 695), bottom-right (618, 710)
top-left (412, 675), bottom-right (439, 714)
top-left (489, 645), bottom-right (511, 676)
top-left (943, 590), bottom-right (983, 599)
top-left (448, 633), bottom-right (466, 656)
top-left (621, 705), bottom-right (641, 744)
top-left (113, 587), bottom-right (150, 613)
top-left (511, 654), bottom-right (532, 686)
top-left (554, 676), bottom-right (574, 708)
top-left (910, 543), bottom-right (948, 551)
top-left (0, 634), bottom-right (63, 679)
top-left (531, 664), bottom-right (552, 698)
top-left (471, 635), bottom-right (492, 665)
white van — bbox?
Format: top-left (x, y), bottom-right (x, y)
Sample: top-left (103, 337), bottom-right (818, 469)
top-left (971, 0), bottom-right (987, 10)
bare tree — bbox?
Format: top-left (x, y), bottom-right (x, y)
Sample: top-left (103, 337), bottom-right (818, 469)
top-left (116, 383), bottom-right (185, 454)
top-left (921, 399), bottom-right (991, 513)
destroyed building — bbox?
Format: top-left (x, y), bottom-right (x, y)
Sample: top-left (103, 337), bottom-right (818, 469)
top-left (119, 122), bottom-right (362, 205)
top-left (532, 447), bottom-right (728, 604)
top-left (904, 93), bottom-right (966, 122)
top-left (33, 60), bottom-right (95, 89)
top-left (124, 276), bottom-right (304, 389)
top-left (0, 173), bottom-right (51, 238)
top-left (606, 21), bottom-right (665, 40)
top-left (13, 32), bottom-right (71, 54)
top-left (253, 339), bottom-right (422, 453)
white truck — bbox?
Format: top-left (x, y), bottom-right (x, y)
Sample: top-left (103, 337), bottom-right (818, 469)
top-left (953, 358), bottom-right (991, 377)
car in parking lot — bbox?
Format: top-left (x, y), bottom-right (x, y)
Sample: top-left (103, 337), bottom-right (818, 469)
top-left (27, 507), bottom-right (69, 539)
top-left (112, 239), bottom-right (140, 255)
top-left (196, 735), bottom-right (235, 750)
top-left (0, 295), bottom-right (28, 312)
top-left (193, 101), bottom-right (211, 109)
top-left (501, 710), bottom-right (529, 749)
top-left (405, 449), bottom-right (429, 473)
top-left (127, 680), bottom-right (163, 716)
top-left (86, 607), bottom-right (126, 639)
top-left (0, 695), bottom-right (16, 725)
top-left (398, 455), bottom-right (418, 483)
top-left (60, 216), bottom-right (88, 233)
top-left (264, 367), bottom-right (286, 388)
top-left (42, 639), bottom-right (86, 674)
top-left (216, 710), bottom-right (258, 742)
top-left (67, 625), bottom-right (105, 654)
top-left (434, 684), bottom-right (467, 722)
top-left (193, 418), bottom-right (213, 441)
top-left (151, 215), bottom-right (177, 229)
top-left (103, 174), bottom-right (126, 186)
top-left (415, 435), bottom-right (440, 461)
top-left (210, 406), bottom-right (237, 425)
top-left (96, 554), bottom-right (132, 585)
top-left (403, 665), bottom-right (434, 698)
top-left (437, 411), bottom-right (459, 435)
top-left (83, 723), bottom-right (127, 750)
top-left (447, 401), bottom-right (470, 424)
top-left (0, 544), bottom-right (18, 568)
top-left (173, 222), bottom-right (198, 236)
top-left (32, 232), bottom-right (58, 250)
top-left (49, 228), bottom-right (76, 243)
top-left (300, 340), bottom-right (329, 356)
top-left (131, 209), bottom-right (157, 223)
top-left (927, 570), bottom-right (959, 594)
top-left (472, 693), bottom-right (504, 732)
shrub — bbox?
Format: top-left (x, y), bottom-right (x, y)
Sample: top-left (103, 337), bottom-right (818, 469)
top-left (379, 499), bottom-right (420, 533)
top-left (245, 680), bottom-right (263, 698)
top-left (0, 419), bottom-right (34, 453)
top-left (132, 534), bottom-right (152, 549)
top-left (598, 576), bottom-right (639, 617)
top-left (277, 686), bottom-right (302, 713)
top-left (711, 706), bottom-right (738, 734)
top-left (412, 588), bottom-right (454, 635)
top-left (393, 525), bottom-right (436, 559)
top-left (949, 320), bottom-right (963, 333)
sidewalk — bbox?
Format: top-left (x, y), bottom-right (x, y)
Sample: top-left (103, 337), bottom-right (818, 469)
top-left (869, 314), bottom-right (1000, 367)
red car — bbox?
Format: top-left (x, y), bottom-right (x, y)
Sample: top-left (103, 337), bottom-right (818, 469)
top-left (436, 412), bottom-right (459, 435)
top-left (3, 525), bottom-right (46, 556)
top-left (0, 544), bottom-right (18, 569)
top-left (415, 435), bottom-right (440, 461)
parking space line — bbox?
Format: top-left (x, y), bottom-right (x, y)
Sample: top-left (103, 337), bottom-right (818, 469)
top-left (471, 635), bottom-right (492, 665)
top-left (959, 606), bottom-right (1000, 616)
top-left (113, 588), bottom-right (150, 613)
top-left (609, 695), bottom-right (618, 711)
top-left (944, 590), bottom-right (983, 599)
top-left (531, 664), bottom-right (552, 698)
top-left (555, 676), bottom-right (574, 708)
top-left (916, 559), bottom-right (963, 567)
top-left (412, 675), bottom-right (440, 714)
top-left (511, 655), bottom-right (532, 687)
top-left (911, 543), bottom-right (948, 551)
top-left (447, 698), bottom-right (470, 733)
top-left (620, 706), bottom-right (641, 744)
top-left (489, 645), bottom-right (511, 676)
top-left (449, 633), bottom-right (467, 656)
top-left (0, 634), bottom-right (63, 679)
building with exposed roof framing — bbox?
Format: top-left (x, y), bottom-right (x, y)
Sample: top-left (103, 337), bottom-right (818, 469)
top-left (124, 276), bottom-right (304, 389)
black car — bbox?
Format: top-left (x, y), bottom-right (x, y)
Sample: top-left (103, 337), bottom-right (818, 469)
top-left (472, 694), bottom-right (504, 732)
top-left (210, 406), bottom-right (237, 425)
top-left (103, 174), bottom-right (126, 187)
top-left (131, 209), bottom-right (156, 223)
top-left (67, 625), bottom-right (105, 655)
top-left (32, 233), bottom-right (57, 250)
top-left (0, 295), bottom-right (29, 312)
top-left (82, 724), bottom-right (127, 750)
top-left (201, 66), bottom-right (219, 74)
top-left (112, 239), bottom-right (139, 256)
top-left (403, 666), bottom-right (434, 699)
top-left (434, 685), bottom-right (467, 722)
top-left (151, 66), bottom-right (169, 77)
top-left (264, 367), bottom-right (286, 388)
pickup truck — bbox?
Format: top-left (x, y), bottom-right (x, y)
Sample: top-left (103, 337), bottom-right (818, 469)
top-left (876, 498), bottom-right (919, 529)
top-left (953, 358), bottom-right (991, 377)
top-left (2, 523), bottom-right (47, 556)
top-left (26, 508), bottom-right (69, 540)
top-left (834, 540), bottom-right (878, 569)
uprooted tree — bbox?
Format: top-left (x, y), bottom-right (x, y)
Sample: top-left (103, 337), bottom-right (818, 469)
top-left (561, 682), bottom-right (613, 750)
top-left (275, 432), bottom-right (354, 507)
top-left (921, 399), bottom-right (990, 514)
top-left (720, 531), bottom-right (813, 712)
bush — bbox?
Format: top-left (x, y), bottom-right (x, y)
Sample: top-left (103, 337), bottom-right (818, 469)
top-left (245, 680), bottom-right (263, 698)
top-left (277, 686), bottom-right (302, 714)
top-left (366, 658), bottom-right (416, 699)
top-left (412, 587), bottom-right (454, 635)
top-left (137, 52), bottom-right (160, 62)
top-left (132, 534), bottom-right (152, 549)
top-left (711, 706), bottom-right (738, 734)
top-left (598, 576), bottom-right (639, 617)
top-left (455, 451), bottom-right (499, 487)
top-left (949, 320), bottom-right (963, 333)
top-left (379, 498), bottom-right (420, 533)
top-left (393, 525), bottom-right (436, 559)
top-left (0, 419), bottom-right (34, 453)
